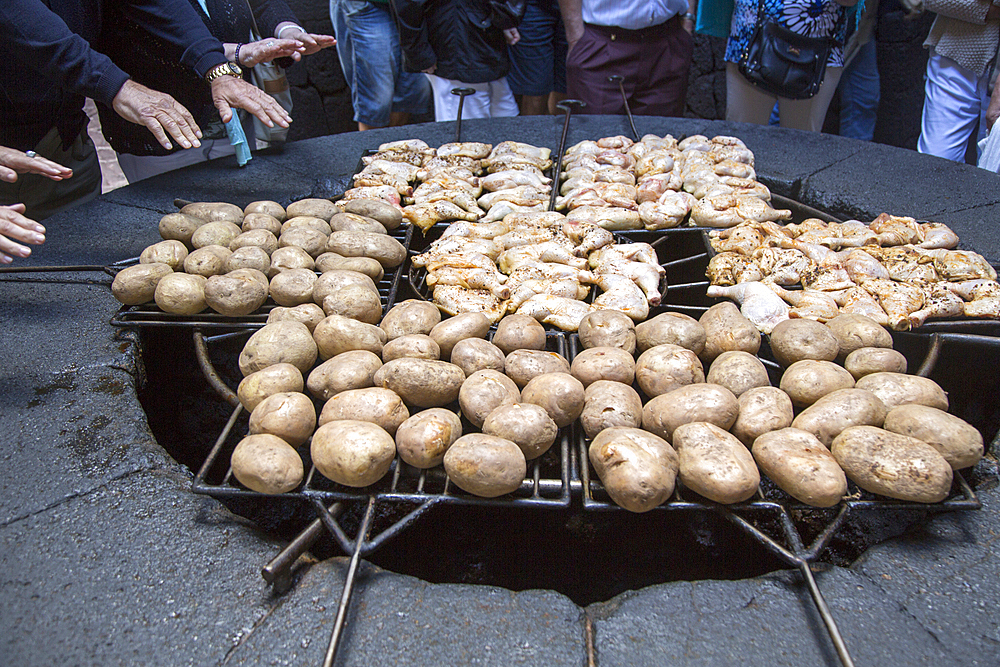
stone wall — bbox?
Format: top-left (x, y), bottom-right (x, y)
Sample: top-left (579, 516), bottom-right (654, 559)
top-left (285, 0), bottom-right (932, 149)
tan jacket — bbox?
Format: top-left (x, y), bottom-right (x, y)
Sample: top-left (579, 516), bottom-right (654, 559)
top-left (923, 0), bottom-right (1000, 76)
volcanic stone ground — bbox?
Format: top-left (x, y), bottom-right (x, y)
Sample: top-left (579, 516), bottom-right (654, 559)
top-left (2, 118), bottom-right (1000, 666)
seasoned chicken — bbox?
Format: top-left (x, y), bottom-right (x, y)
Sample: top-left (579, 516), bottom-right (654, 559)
top-left (636, 172), bottom-right (683, 202)
top-left (416, 251), bottom-right (499, 273)
top-left (362, 150), bottom-right (425, 167)
top-left (951, 280), bottom-right (1000, 318)
top-left (706, 252), bottom-right (765, 286)
top-left (357, 158), bottom-right (421, 182)
top-left (566, 206), bottom-right (642, 231)
top-left (419, 155), bottom-right (483, 173)
top-left (484, 153), bottom-right (551, 172)
top-left (713, 159), bottom-right (756, 179)
top-left (490, 141), bottom-right (551, 161)
top-left (516, 294), bottom-right (597, 331)
top-left (634, 151), bottom-right (676, 178)
top-left (498, 241), bottom-right (589, 272)
top-left (678, 134), bottom-right (712, 152)
top-left (918, 222), bottom-right (960, 249)
top-left (778, 238), bottom-right (856, 291)
top-left (561, 219), bottom-right (614, 255)
top-left (869, 213), bottom-right (923, 246)
top-left (437, 142), bottom-right (493, 159)
top-left (416, 164), bottom-right (480, 186)
top-left (378, 139), bottom-right (432, 154)
top-left (441, 220), bottom-right (510, 240)
top-left (796, 221), bottom-right (877, 248)
top-left (767, 284), bottom-right (840, 322)
top-left (403, 200), bottom-right (480, 232)
top-left (709, 224), bottom-right (766, 256)
top-left (410, 188), bottom-right (484, 216)
top-left (706, 282), bottom-right (790, 333)
top-left (690, 193), bottom-right (791, 228)
top-left (352, 173), bottom-right (413, 196)
top-left (841, 248), bottom-right (890, 284)
top-left (480, 201), bottom-right (548, 222)
top-left (432, 286), bottom-right (507, 323)
top-left (502, 211), bottom-right (567, 229)
top-left (831, 287), bottom-right (889, 325)
top-left (341, 185), bottom-right (402, 209)
top-left (416, 236), bottom-right (502, 262)
top-left (909, 283), bottom-right (965, 328)
top-left (556, 182), bottom-right (638, 211)
top-left (504, 259), bottom-right (596, 286)
top-left (751, 247), bottom-right (814, 285)
top-left (591, 273), bottom-right (650, 321)
top-left (589, 245), bottom-right (664, 306)
top-left (932, 249), bottom-right (997, 282)
top-left (480, 169), bottom-right (552, 192)
top-left (597, 135), bottom-right (635, 150)
top-left (862, 278), bottom-right (925, 331)
top-left (492, 227), bottom-right (557, 250)
top-left (707, 144), bottom-right (755, 165)
top-left (507, 278), bottom-right (589, 309)
top-left (479, 185), bottom-right (550, 209)
top-left (865, 246), bottom-right (938, 283)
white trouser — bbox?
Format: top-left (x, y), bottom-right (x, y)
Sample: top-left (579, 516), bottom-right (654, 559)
top-left (426, 75), bottom-right (519, 121)
top-left (725, 62), bottom-right (843, 132)
top-left (918, 50), bottom-right (990, 162)
top-left (116, 138), bottom-right (239, 184)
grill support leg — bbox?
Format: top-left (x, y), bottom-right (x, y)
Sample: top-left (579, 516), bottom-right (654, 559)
top-left (323, 495), bottom-right (376, 667)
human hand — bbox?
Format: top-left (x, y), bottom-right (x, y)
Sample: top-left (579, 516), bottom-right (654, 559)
top-left (237, 38), bottom-right (303, 67)
top-left (0, 146), bottom-right (73, 184)
top-left (988, 73), bottom-right (1000, 131)
top-left (503, 28), bottom-right (520, 45)
top-left (112, 80), bottom-right (203, 151)
top-left (273, 25), bottom-right (336, 58)
top-left (422, 65), bottom-right (437, 75)
top-left (0, 204), bottom-right (45, 263)
top-left (210, 75), bottom-right (292, 128)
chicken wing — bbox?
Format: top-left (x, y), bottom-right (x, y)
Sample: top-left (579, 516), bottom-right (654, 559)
top-left (515, 294), bottom-right (597, 331)
top-left (706, 282), bottom-right (790, 333)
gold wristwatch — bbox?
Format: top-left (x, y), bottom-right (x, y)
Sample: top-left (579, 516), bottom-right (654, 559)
top-left (205, 61), bottom-right (243, 83)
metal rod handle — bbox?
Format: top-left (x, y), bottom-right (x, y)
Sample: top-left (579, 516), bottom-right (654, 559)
top-left (608, 75), bottom-right (639, 142)
top-left (798, 561), bottom-right (856, 667)
top-left (549, 99), bottom-right (586, 212)
top-left (262, 502), bottom-right (344, 588)
top-left (451, 88), bottom-right (476, 143)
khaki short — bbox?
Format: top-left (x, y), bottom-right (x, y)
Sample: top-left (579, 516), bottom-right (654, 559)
top-left (0, 126), bottom-right (102, 221)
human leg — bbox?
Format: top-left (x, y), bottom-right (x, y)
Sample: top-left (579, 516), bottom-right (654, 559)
top-left (343, 0), bottom-right (399, 128)
top-left (918, 51), bottom-right (988, 161)
top-left (725, 62), bottom-right (779, 125)
top-left (630, 18), bottom-right (693, 116)
top-left (489, 78), bottom-right (520, 118)
top-left (838, 38), bottom-right (880, 140)
top-left (777, 66), bottom-right (843, 132)
top-left (427, 76), bottom-right (494, 121)
top-left (565, 26), bottom-right (626, 114)
top-left (329, 0), bottom-right (354, 86)
top-left (507, 0), bottom-right (561, 114)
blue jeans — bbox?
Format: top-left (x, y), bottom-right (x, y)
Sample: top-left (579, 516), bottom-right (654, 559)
top-left (506, 0), bottom-right (567, 96)
top-left (838, 38), bottom-right (880, 141)
top-left (329, 0), bottom-right (430, 127)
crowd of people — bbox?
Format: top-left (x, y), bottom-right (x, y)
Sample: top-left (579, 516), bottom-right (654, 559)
top-left (2, 0), bottom-right (999, 264)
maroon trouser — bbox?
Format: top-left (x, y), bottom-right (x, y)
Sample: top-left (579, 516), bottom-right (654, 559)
top-left (565, 16), bottom-right (693, 117)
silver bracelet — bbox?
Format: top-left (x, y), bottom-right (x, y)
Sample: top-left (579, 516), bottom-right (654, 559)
top-left (680, 12), bottom-right (696, 21)
top-left (277, 24), bottom-right (304, 39)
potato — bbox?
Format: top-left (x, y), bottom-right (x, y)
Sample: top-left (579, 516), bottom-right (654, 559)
top-left (313, 314), bottom-right (387, 359)
top-left (313, 269), bottom-right (379, 305)
top-left (183, 245), bottom-right (232, 277)
top-left (181, 201), bottom-right (244, 224)
top-left (230, 228), bottom-right (278, 254)
top-left (826, 313), bottom-right (893, 360)
top-left (227, 267), bottom-right (269, 291)
top-left (321, 284), bottom-right (383, 324)
top-left (268, 246), bottom-right (315, 276)
top-left (311, 419), bottom-right (396, 487)
top-left (230, 434), bottom-right (303, 494)
top-left (731, 386), bottom-right (794, 446)
top-left (450, 338), bottom-right (505, 376)
top-left (570, 346), bottom-right (635, 387)
top-left (204, 272), bottom-right (268, 316)
top-left (673, 422), bottom-right (760, 504)
top-left (483, 403), bottom-right (558, 460)
top-left (768, 318), bottom-right (840, 367)
top-left (578, 310), bottom-right (637, 354)
top-left (112, 263), bottom-right (173, 305)
top-left (589, 427), bottom-right (678, 512)
top-left (791, 388), bottom-right (888, 447)
top-left (634, 344), bottom-right (704, 397)
top-left (318, 387), bottom-right (409, 435)
top-left (191, 220), bottom-right (242, 249)
top-left (844, 347), bottom-right (908, 380)
top-left (382, 334), bottom-right (440, 361)
top-left (854, 371), bottom-right (949, 411)
top-left (279, 227), bottom-right (328, 258)
top-left (239, 320), bottom-right (318, 375)
top-left (159, 212), bottom-right (205, 247)
top-left (282, 215), bottom-right (332, 236)
top-left (458, 369), bottom-right (521, 427)
top-left (831, 425), bottom-right (954, 502)
top-left (139, 239), bottom-right (188, 269)
top-left (580, 380), bottom-right (643, 439)
top-left (343, 198), bottom-right (403, 230)
top-left (238, 363), bottom-right (304, 411)
top-left (329, 212), bottom-right (387, 234)
top-left (395, 408), bottom-right (463, 468)
top-left (706, 350), bottom-right (769, 397)
top-left (154, 272), bottom-right (207, 315)
top-left (244, 200), bottom-right (286, 222)
top-left (504, 349), bottom-right (571, 387)
top-left (641, 383), bottom-right (739, 441)
top-left (443, 434), bottom-right (526, 498)
top-left (318, 255), bottom-right (385, 281)
top-left (248, 391), bottom-right (317, 447)
top-left (224, 246), bottom-right (271, 275)
top-left (883, 404), bottom-right (983, 469)
top-left (326, 230), bottom-right (407, 268)
top-left (242, 212), bottom-right (283, 237)
top-left (307, 349), bottom-right (383, 401)
top-left (699, 301), bottom-right (761, 362)
top-left (374, 358), bottom-right (466, 408)
top-left (635, 312), bottom-right (705, 354)
top-left (492, 314), bottom-right (547, 354)
top-left (380, 299), bottom-right (442, 339)
top-left (779, 360), bottom-right (855, 408)
top-left (520, 372), bottom-right (585, 428)
top-left (268, 268), bottom-right (317, 307)
top-left (751, 428), bottom-right (848, 507)
top-left (429, 312), bottom-right (492, 359)
top-left (267, 303), bottom-right (326, 332)
top-left (286, 198), bottom-right (339, 222)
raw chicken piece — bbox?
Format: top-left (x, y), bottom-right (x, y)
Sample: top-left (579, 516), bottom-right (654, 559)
top-left (707, 144), bottom-right (755, 165)
top-left (362, 150), bottom-right (424, 167)
top-left (441, 220), bottom-right (510, 240)
top-left (479, 185), bottom-right (550, 209)
top-left (411, 188), bottom-right (484, 217)
top-left (417, 251), bottom-right (499, 274)
top-left (841, 248), bottom-right (890, 284)
top-left (784, 218), bottom-right (828, 237)
top-left (403, 201), bottom-right (480, 232)
top-left (416, 164), bottom-right (480, 186)
top-left (589, 245), bottom-right (665, 306)
top-left (358, 159), bottom-right (421, 182)
top-left (419, 155), bottom-right (483, 174)
top-left (566, 206), bottom-right (642, 231)
top-left (778, 238), bottom-right (857, 291)
top-left (432, 286), bottom-right (507, 323)
top-left (909, 283), bottom-right (965, 328)
top-left (796, 221), bottom-right (877, 248)
top-left (591, 273), bottom-right (650, 321)
top-left (636, 172), bottom-right (682, 202)
top-left (767, 284), bottom-right (840, 322)
top-left (502, 211), bottom-right (567, 229)
top-left (690, 193), bottom-right (791, 228)
top-left (507, 278), bottom-right (589, 309)
top-left (597, 135), bottom-right (634, 150)
top-left (505, 259), bottom-right (596, 288)
top-left (480, 169), bottom-right (552, 192)
top-left (706, 252), bottom-right (765, 286)
top-left (556, 183), bottom-right (638, 211)
top-left (437, 142), bottom-right (493, 159)
top-left (415, 175), bottom-right (482, 196)
top-left (561, 219), bottom-right (614, 255)
top-left (378, 139), bottom-right (432, 153)
top-left (484, 153), bottom-right (551, 172)
top-left (865, 246), bottom-right (938, 283)
top-left (678, 134), bottom-right (712, 152)
top-left (498, 242), bottom-right (589, 272)
top-left (425, 266), bottom-right (510, 299)
top-left (417, 235), bottom-right (501, 261)
top-left (341, 185), bottom-right (402, 209)
top-left (869, 213), bottom-right (922, 246)
top-left (564, 140), bottom-right (601, 159)
top-left (480, 201), bottom-right (548, 223)
top-left (706, 282), bottom-right (790, 333)
top-left (634, 151), bottom-right (676, 178)
top-left (862, 278), bottom-right (925, 331)
top-left (709, 224), bottom-right (766, 256)
top-left (752, 247), bottom-right (814, 285)
top-left (352, 173), bottom-right (413, 196)
top-left (490, 141), bottom-right (552, 161)
top-left (516, 294), bottom-right (597, 331)
top-left (492, 227), bottom-right (557, 250)
top-left (831, 287), bottom-right (889, 325)
top-left (943, 280), bottom-right (1000, 319)
top-left (918, 222), bottom-right (960, 249)
top-left (931, 249), bottom-right (997, 282)
top-left (638, 198), bottom-right (691, 231)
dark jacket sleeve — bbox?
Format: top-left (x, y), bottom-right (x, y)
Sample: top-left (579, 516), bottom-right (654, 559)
top-left (390, 0), bottom-right (437, 73)
top-left (251, 0), bottom-right (300, 38)
top-left (0, 0), bottom-right (131, 108)
top-left (114, 0), bottom-right (228, 78)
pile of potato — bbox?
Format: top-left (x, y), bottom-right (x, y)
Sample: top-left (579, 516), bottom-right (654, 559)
top-left (111, 198), bottom-right (406, 317)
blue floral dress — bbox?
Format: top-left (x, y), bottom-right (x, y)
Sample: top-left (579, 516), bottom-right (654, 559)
top-left (724, 0), bottom-right (848, 67)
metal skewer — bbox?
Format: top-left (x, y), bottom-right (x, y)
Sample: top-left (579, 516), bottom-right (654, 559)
top-left (608, 75), bottom-right (639, 142)
top-left (548, 99), bottom-right (585, 212)
top-left (451, 88), bottom-right (476, 143)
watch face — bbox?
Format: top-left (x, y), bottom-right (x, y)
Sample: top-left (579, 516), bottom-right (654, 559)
top-left (228, 62), bottom-right (243, 76)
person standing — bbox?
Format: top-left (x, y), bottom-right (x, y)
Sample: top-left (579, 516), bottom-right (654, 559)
top-left (558, 0), bottom-right (696, 117)
top-left (508, 0), bottom-right (568, 115)
top-left (917, 0), bottom-right (1000, 162)
top-left (331, 0), bottom-right (431, 130)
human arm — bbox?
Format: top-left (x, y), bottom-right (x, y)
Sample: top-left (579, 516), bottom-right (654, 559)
top-left (272, 22), bottom-right (337, 58)
top-left (0, 204), bottom-right (45, 264)
top-left (920, 0), bottom-right (995, 23)
top-left (504, 28), bottom-right (521, 45)
top-left (987, 68), bottom-right (1000, 131)
top-left (0, 147), bottom-right (73, 184)
top-left (557, 0), bottom-right (585, 53)
top-left (683, 0), bottom-right (697, 33)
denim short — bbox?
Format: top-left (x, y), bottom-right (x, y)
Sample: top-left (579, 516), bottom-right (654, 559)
top-left (506, 0), bottom-right (567, 96)
top-left (337, 0), bottom-right (431, 126)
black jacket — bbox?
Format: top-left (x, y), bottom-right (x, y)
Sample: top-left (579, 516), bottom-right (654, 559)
top-left (391, 0), bottom-right (524, 84)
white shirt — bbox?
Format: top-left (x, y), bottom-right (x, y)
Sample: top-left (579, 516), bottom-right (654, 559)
top-left (583, 0), bottom-right (689, 30)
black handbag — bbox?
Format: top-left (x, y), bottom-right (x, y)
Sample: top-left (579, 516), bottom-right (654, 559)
top-left (738, 0), bottom-right (835, 100)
